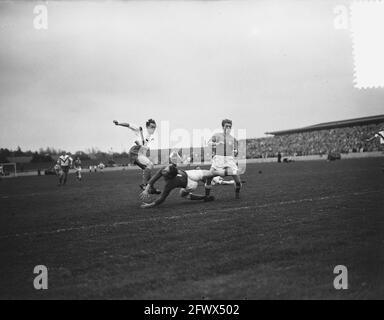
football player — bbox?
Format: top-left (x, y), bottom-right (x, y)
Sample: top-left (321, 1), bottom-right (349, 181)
top-left (140, 164), bottom-right (216, 208)
top-left (57, 152), bottom-right (73, 186)
top-left (208, 119), bottom-right (242, 198)
top-left (366, 129), bottom-right (384, 145)
top-left (366, 128), bottom-right (384, 172)
top-left (73, 157), bottom-right (82, 181)
top-left (113, 119), bottom-right (160, 194)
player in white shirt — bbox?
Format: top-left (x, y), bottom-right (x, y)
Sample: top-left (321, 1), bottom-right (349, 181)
top-left (366, 130), bottom-right (384, 145)
top-left (57, 152), bottom-right (73, 186)
top-left (113, 119), bottom-right (160, 194)
top-left (366, 129), bottom-right (384, 172)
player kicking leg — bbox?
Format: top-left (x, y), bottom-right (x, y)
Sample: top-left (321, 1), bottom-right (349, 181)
top-left (211, 176), bottom-right (246, 185)
top-left (140, 164), bottom-right (215, 208)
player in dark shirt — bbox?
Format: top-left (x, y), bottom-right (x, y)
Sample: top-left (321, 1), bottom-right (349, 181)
top-left (140, 164), bottom-right (215, 208)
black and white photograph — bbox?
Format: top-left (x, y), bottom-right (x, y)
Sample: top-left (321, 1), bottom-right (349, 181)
top-left (0, 0), bottom-right (383, 304)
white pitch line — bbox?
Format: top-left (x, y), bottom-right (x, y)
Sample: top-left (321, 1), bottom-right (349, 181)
top-left (0, 189), bottom-right (382, 240)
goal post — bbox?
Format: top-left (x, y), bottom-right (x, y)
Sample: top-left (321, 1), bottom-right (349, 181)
top-left (0, 163), bottom-right (17, 178)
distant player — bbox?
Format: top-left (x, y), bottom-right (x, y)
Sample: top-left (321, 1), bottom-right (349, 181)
top-left (366, 129), bottom-right (384, 145)
top-left (98, 162), bottom-right (105, 172)
top-left (208, 119), bottom-right (242, 199)
top-left (56, 152), bottom-right (73, 186)
top-left (140, 164), bottom-right (216, 208)
top-left (114, 119), bottom-right (160, 194)
top-left (366, 129), bottom-right (384, 172)
top-left (0, 164), bottom-right (3, 176)
top-left (73, 157), bottom-right (82, 181)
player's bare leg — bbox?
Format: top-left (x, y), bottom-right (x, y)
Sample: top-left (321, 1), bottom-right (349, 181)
top-left (218, 180), bottom-right (235, 185)
top-left (58, 172), bottom-right (63, 186)
top-left (212, 176), bottom-right (234, 185)
top-left (63, 170), bottom-right (68, 185)
top-left (142, 166), bottom-right (152, 186)
top-left (209, 167), bottom-right (242, 198)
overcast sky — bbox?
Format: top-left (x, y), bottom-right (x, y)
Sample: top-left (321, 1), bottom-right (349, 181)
top-left (0, 0), bottom-right (383, 152)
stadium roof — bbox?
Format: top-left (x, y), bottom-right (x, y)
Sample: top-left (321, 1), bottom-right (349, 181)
top-left (266, 114), bottom-right (384, 136)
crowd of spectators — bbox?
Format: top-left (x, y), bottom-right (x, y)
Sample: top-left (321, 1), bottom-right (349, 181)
top-left (246, 123), bottom-right (384, 159)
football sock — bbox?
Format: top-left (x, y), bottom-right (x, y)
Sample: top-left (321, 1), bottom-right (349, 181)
top-left (205, 180), bottom-right (212, 196)
top-left (143, 167), bottom-right (151, 185)
top-left (190, 194), bottom-right (206, 201)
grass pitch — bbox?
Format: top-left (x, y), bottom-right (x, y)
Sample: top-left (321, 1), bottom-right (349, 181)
top-left (0, 158), bottom-right (383, 299)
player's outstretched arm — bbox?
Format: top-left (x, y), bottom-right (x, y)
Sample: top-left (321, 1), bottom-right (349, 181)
top-left (366, 135), bottom-right (377, 142)
top-left (140, 168), bottom-right (164, 200)
top-left (140, 202), bottom-right (157, 209)
top-left (113, 120), bottom-right (140, 132)
top-left (207, 136), bottom-right (224, 146)
top-left (141, 185), bottom-right (173, 208)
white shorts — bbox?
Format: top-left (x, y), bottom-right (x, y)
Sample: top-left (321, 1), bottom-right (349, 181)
top-left (185, 170), bottom-right (205, 191)
top-left (75, 167), bottom-right (82, 172)
top-left (60, 166), bottom-right (70, 173)
top-left (211, 155), bottom-right (239, 174)
top-left (137, 154), bottom-right (153, 168)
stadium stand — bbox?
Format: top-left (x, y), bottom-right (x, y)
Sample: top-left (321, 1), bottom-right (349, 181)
top-left (246, 114), bottom-right (384, 158)
top-left (3, 115), bottom-right (383, 172)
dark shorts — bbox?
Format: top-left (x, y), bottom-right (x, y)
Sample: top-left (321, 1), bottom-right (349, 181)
top-left (129, 145), bottom-right (141, 156)
top-left (61, 166), bottom-right (70, 173)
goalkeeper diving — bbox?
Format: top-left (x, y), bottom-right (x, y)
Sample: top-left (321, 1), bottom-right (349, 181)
top-left (140, 162), bottom-right (238, 208)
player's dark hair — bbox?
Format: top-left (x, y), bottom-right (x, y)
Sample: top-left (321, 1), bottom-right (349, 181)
top-left (222, 119), bottom-right (232, 128)
top-left (146, 119), bottom-right (156, 127)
